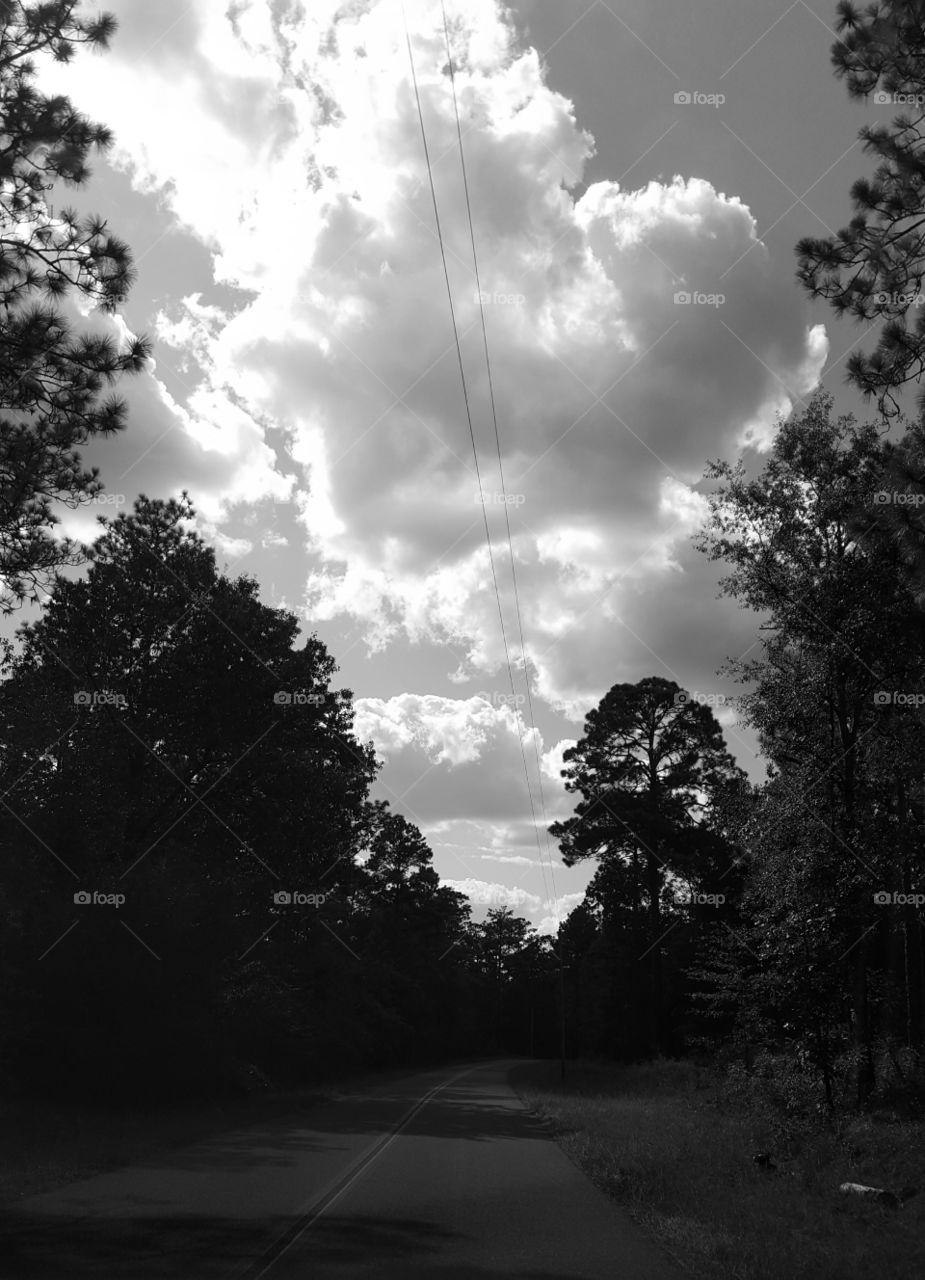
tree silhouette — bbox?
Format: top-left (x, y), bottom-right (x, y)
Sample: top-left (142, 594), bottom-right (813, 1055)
top-left (796, 0), bottom-right (925, 417)
top-left (550, 676), bottom-right (744, 1056)
top-left (0, 0), bottom-right (151, 612)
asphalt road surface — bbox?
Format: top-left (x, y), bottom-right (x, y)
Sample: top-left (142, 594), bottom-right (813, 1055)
top-left (2, 1059), bottom-right (687, 1279)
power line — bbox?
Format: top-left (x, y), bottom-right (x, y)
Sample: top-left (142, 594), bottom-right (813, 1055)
top-left (439, 0), bottom-right (561, 931)
top-left (401, 2), bottom-right (553, 917)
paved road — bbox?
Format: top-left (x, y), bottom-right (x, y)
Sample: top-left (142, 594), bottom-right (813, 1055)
top-left (2, 1059), bottom-right (686, 1279)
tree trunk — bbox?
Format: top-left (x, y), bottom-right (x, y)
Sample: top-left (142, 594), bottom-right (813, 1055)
top-left (645, 849), bottom-right (662, 1057)
top-left (853, 932), bottom-right (875, 1108)
top-left (814, 1012), bottom-right (834, 1112)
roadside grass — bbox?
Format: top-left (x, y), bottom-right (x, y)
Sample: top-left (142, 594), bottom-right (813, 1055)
top-left (509, 1057), bottom-right (925, 1280)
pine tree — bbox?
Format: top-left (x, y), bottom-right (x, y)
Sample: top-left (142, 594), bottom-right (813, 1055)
top-left (550, 676), bottom-right (745, 1057)
top-left (796, 0), bottom-right (925, 418)
top-left (0, 0), bottom-right (151, 611)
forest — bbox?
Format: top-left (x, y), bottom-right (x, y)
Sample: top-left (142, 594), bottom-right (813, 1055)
top-left (3, 0), bottom-right (925, 1131)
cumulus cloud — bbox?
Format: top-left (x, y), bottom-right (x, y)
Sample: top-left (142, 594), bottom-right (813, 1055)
top-left (37, 0), bottom-right (825, 707)
top-left (443, 879), bottom-right (541, 913)
top-left (436, 879), bottom-right (584, 934)
top-left (535, 891), bottom-right (587, 936)
top-left (353, 693), bottom-right (567, 821)
top-left (50, 300), bottom-right (296, 557)
top-left (30, 0), bottom-right (811, 915)
top-left (352, 693), bottom-right (576, 909)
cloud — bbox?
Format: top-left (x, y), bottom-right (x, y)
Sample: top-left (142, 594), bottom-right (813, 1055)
top-left (352, 695), bottom-right (576, 915)
top-left (536, 891), bottom-right (586, 936)
top-left (480, 853), bottom-right (536, 865)
top-left (37, 2), bottom-right (826, 714)
top-left (442, 878), bottom-right (541, 914)
top-left (353, 693), bottom-right (566, 823)
top-left (29, 0), bottom-right (808, 916)
top-left (49, 302), bottom-right (296, 557)
top-left (437, 879), bottom-right (584, 934)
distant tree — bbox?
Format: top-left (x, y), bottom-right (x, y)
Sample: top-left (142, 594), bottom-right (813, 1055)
top-left (475, 907), bottom-right (534, 983)
top-left (0, 0), bottom-right (151, 612)
top-left (346, 799), bottom-right (477, 1061)
top-left (795, 0), bottom-right (925, 418)
top-left (467, 907), bottom-right (544, 1051)
top-left (550, 676), bottom-right (745, 1057)
top-left (556, 901), bottom-right (610, 1058)
top-left (357, 800), bottom-right (442, 896)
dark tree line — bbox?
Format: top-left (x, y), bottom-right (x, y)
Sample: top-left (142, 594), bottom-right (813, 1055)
top-left (0, 0), bottom-right (564, 1103)
top-left (542, 0), bottom-right (925, 1113)
top-left (549, 678), bottom-right (748, 1061)
top-left (0, 493), bottom-right (570, 1099)
top-left (9, 0), bottom-right (925, 1115)
top-left (550, 390), bottom-right (925, 1112)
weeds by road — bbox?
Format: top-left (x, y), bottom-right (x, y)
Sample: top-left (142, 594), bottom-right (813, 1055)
top-left (509, 1057), bottom-right (925, 1280)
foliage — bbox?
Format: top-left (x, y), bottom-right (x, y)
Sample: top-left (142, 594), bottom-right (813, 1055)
top-left (0, 0), bottom-right (151, 612)
top-left (693, 390), bottom-right (925, 1106)
top-left (549, 675), bottom-right (746, 1057)
top-left (796, 0), bottom-right (925, 417)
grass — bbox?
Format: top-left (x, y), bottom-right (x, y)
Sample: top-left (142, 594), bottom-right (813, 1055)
top-left (509, 1057), bottom-right (925, 1280)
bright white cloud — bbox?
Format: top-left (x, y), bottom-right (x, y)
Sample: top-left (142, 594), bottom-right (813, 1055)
top-left (437, 879), bottom-right (584, 934)
top-left (353, 693), bottom-right (562, 814)
top-left (443, 879), bottom-right (541, 913)
top-left (480, 853), bottom-right (536, 865)
top-left (30, 0), bottom-right (811, 919)
top-left (36, 2), bottom-right (825, 709)
top-left (536, 890), bottom-right (586, 936)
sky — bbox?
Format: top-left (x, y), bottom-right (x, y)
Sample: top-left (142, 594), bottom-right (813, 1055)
top-left (7, 0), bottom-right (890, 934)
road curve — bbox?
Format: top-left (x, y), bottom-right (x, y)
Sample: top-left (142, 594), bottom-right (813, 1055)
top-left (2, 1059), bottom-right (686, 1279)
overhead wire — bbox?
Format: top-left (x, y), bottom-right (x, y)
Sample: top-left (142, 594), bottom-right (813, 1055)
top-left (439, 0), bottom-right (561, 931)
top-left (401, 1), bottom-right (555, 918)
